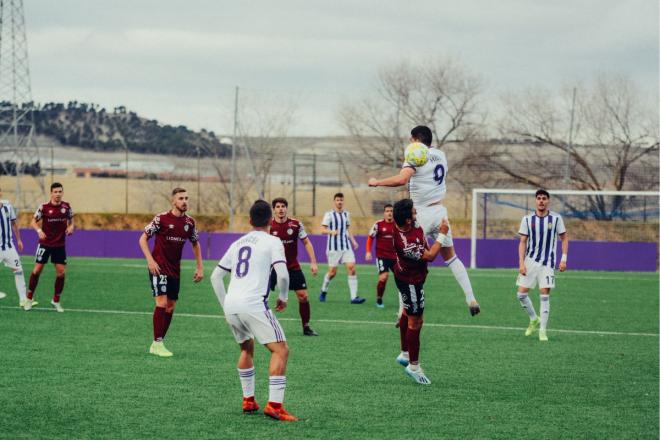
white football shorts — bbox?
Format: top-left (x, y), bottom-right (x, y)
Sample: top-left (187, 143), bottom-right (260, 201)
top-left (0, 247), bottom-right (22, 271)
top-left (326, 249), bottom-right (356, 267)
top-left (225, 310), bottom-right (287, 345)
top-left (516, 258), bottom-right (556, 289)
top-left (415, 203), bottom-right (453, 247)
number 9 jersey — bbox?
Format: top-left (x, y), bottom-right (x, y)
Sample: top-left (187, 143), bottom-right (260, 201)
top-left (217, 230), bottom-right (287, 314)
top-left (403, 147), bottom-right (447, 207)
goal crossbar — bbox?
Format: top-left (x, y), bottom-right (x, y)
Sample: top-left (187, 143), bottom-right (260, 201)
top-left (469, 188), bottom-right (660, 269)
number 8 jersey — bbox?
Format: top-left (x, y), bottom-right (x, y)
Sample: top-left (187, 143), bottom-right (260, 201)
top-left (217, 230), bottom-right (287, 314)
top-left (403, 147), bottom-right (447, 207)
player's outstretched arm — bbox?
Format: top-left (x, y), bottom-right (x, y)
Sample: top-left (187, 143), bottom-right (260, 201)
top-left (302, 237), bottom-right (318, 276)
top-left (368, 168), bottom-right (415, 188)
top-left (273, 262), bottom-right (289, 312)
top-left (138, 232), bottom-right (160, 275)
top-left (66, 217), bottom-right (74, 236)
top-left (559, 232), bottom-right (568, 272)
top-left (518, 235), bottom-right (528, 275)
top-left (192, 241), bottom-right (204, 282)
top-left (210, 266), bottom-right (229, 307)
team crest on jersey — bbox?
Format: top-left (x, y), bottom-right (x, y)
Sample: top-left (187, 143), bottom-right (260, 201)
top-left (169, 224), bottom-right (174, 229)
top-left (287, 228), bottom-right (293, 236)
top-left (184, 224), bottom-right (189, 232)
top-left (61, 208), bottom-right (66, 214)
top-left (547, 221), bottom-right (552, 229)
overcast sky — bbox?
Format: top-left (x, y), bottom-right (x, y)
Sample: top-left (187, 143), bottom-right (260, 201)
top-left (24, 0), bottom-right (659, 136)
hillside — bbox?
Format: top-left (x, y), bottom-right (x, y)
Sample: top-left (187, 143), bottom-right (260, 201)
top-left (31, 102), bottom-right (231, 158)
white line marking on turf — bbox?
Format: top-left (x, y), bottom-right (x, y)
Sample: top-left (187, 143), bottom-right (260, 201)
top-left (2, 305), bottom-right (657, 338)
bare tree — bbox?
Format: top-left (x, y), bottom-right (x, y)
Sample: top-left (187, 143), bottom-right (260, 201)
top-left (476, 73), bottom-right (659, 219)
top-left (339, 57), bottom-right (483, 172)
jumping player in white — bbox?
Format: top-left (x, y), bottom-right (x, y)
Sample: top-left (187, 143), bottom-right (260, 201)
top-left (517, 189), bottom-right (568, 342)
top-left (211, 200), bottom-right (298, 422)
top-left (368, 125), bottom-right (480, 316)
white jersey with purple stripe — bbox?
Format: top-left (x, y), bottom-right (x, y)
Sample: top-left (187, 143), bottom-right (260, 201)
top-left (217, 230), bottom-right (286, 314)
top-left (404, 147), bottom-right (447, 207)
top-left (322, 210), bottom-right (352, 252)
top-left (518, 211), bottom-right (566, 269)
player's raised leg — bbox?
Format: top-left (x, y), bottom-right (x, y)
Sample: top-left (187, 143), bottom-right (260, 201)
top-left (440, 246), bottom-right (480, 316)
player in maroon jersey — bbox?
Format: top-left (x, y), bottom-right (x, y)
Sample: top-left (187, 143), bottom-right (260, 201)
top-left (138, 188), bottom-right (204, 357)
top-left (392, 198), bottom-right (448, 385)
top-left (270, 197), bottom-right (319, 336)
top-left (365, 204), bottom-right (396, 308)
top-left (24, 182), bottom-right (74, 312)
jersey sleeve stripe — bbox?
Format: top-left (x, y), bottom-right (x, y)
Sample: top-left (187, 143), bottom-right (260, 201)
top-left (271, 260), bottom-right (286, 267)
top-left (217, 264), bottom-right (231, 271)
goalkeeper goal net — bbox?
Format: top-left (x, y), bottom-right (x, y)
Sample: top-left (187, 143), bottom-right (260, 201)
top-left (469, 188), bottom-right (659, 269)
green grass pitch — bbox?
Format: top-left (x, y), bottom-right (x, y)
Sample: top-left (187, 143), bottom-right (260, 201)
top-left (0, 257), bottom-right (657, 439)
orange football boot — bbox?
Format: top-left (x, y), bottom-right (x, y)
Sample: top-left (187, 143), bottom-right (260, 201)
top-left (264, 402), bottom-right (298, 421)
top-left (242, 397), bottom-right (260, 413)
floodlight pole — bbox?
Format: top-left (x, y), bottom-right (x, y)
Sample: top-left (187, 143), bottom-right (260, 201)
top-left (229, 86), bottom-right (238, 230)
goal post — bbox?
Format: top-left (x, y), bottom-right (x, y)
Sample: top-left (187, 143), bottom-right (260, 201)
top-left (470, 188), bottom-right (660, 269)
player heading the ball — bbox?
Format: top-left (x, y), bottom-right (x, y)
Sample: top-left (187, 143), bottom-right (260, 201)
top-left (368, 125), bottom-right (480, 317)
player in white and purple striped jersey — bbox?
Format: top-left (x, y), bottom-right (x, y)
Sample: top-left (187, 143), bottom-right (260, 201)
top-left (211, 200), bottom-right (298, 422)
top-left (0, 188), bottom-right (27, 308)
top-left (516, 189), bottom-right (569, 342)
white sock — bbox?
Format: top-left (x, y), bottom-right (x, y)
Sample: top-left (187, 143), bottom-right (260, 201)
top-left (445, 256), bottom-right (476, 304)
top-left (14, 270), bottom-right (26, 302)
top-left (408, 363), bottom-right (420, 371)
top-left (321, 274), bottom-right (332, 292)
top-left (540, 294), bottom-right (550, 330)
top-left (268, 375), bottom-right (286, 404)
top-left (348, 275), bottom-right (358, 299)
top-left (400, 351), bottom-right (409, 359)
top-left (237, 367), bottom-right (255, 398)
top-left (517, 292), bottom-right (537, 320)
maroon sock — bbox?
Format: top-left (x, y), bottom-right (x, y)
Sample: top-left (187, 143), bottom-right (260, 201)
top-left (28, 273), bottom-right (40, 300)
top-left (53, 275), bottom-right (65, 303)
top-left (376, 280), bottom-right (386, 299)
top-left (399, 315), bottom-right (409, 351)
top-left (153, 306), bottom-right (166, 341)
top-left (163, 311), bottom-right (173, 337)
top-left (299, 301), bottom-right (311, 327)
top-left (406, 325), bottom-right (422, 364)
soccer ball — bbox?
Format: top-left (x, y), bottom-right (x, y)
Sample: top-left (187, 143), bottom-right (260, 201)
top-left (404, 142), bottom-right (429, 167)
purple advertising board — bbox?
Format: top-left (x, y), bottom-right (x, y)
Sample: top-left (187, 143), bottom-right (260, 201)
top-left (18, 229), bottom-right (657, 272)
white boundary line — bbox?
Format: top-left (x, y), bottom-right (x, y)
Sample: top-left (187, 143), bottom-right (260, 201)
top-left (2, 305), bottom-right (657, 338)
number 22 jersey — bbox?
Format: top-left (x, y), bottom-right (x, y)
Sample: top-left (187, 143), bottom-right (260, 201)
top-left (403, 147), bottom-right (448, 207)
top-left (217, 230), bottom-right (286, 314)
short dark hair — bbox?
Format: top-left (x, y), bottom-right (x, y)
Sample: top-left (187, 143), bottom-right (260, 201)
top-left (172, 187), bottom-right (187, 196)
top-left (393, 198), bottom-right (414, 227)
top-left (384, 204), bottom-right (393, 210)
top-left (410, 125), bottom-right (432, 146)
top-left (50, 182), bottom-right (63, 191)
top-left (271, 197), bottom-right (288, 208)
top-left (250, 200), bottom-right (272, 227)
top-left (334, 193), bottom-right (344, 200)
top-left (535, 189), bottom-right (550, 198)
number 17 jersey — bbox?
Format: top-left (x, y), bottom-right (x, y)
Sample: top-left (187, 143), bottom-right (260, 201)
top-left (403, 147), bottom-right (447, 207)
top-left (217, 230), bottom-right (286, 314)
